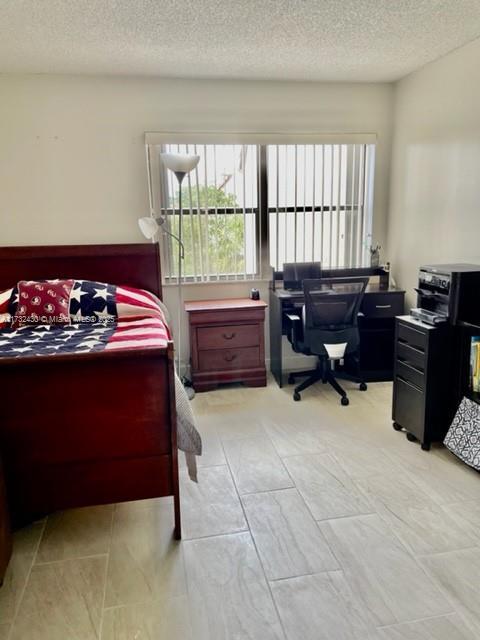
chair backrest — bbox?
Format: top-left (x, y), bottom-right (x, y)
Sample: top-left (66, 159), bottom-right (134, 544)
top-left (302, 277), bottom-right (369, 355)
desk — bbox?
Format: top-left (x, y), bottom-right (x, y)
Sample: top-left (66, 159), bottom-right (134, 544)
top-left (270, 283), bottom-right (405, 387)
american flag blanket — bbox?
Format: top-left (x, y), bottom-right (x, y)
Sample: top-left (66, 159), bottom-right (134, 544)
top-left (0, 281), bottom-right (171, 357)
top-left (0, 280), bottom-right (202, 480)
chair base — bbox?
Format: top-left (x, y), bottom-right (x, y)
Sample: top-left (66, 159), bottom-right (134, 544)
top-left (288, 361), bottom-right (366, 405)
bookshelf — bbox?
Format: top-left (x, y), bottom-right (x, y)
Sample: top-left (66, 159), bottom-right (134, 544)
top-left (457, 322), bottom-right (480, 406)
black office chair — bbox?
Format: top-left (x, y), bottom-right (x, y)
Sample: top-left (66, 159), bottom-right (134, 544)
top-left (286, 277), bottom-right (369, 405)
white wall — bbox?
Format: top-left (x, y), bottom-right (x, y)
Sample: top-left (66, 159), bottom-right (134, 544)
top-left (387, 37), bottom-right (480, 307)
top-left (0, 74), bottom-right (393, 370)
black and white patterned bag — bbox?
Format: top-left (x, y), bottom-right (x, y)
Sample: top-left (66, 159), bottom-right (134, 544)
top-left (444, 397), bottom-right (480, 470)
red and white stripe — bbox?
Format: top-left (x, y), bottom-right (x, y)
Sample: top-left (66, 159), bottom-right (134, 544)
top-left (116, 285), bottom-right (165, 321)
top-left (105, 316), bottom-right (170, 351)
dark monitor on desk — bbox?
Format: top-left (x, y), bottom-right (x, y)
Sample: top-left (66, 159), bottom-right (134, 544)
top-left (283, 262), bottom-right (322, 290)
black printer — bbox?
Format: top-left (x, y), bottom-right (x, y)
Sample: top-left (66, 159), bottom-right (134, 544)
top-left (412, 263), bottom-right (480, 326)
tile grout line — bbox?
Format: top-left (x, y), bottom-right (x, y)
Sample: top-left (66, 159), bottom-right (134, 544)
top-left (220, 424), bottom-right (297, 497)
top-left (199, 383), bottom-right (462, 630)
top-left (376, 610), bottom-right (470, 630)
top-left (33, 552), bottom-right (110, 567)
top-left (416, 545), bottom-right (480, 559)
top-left (417, 549), bottom-right (480, 632)
top-left (211, 398), bottom-right (348, 598)
top-left (215, 425), bottom-right (289, 639)
top-left (235, 480), bottom-right (289, 640)
top-left (97, 505), bottom-right (115, 640)
top-left (257, 386), bottom-right (468, 629)
top-left (6, 518), bottom-right (47, 640)
top-left (299, 441), bottom-right (474, 616)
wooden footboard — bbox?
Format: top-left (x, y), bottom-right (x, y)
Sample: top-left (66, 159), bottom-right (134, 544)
top-left (0, 342), bottom-right (180, 538)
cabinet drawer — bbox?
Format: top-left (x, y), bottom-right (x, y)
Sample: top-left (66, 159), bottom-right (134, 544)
top-left (396, 341), bottom-right (425, 371)
top-left (397, 322), bottom-right (427, 351)
top-left (198, 347), bottom-right (260, 372)
top-left (395, 360), bottom-right (424, 390)
top-left (394, 376), bottom-right (425, 439)
top-left (197, 324), bottom-right (260, 350)
top-left (362, 293), bottom-right (404, 318)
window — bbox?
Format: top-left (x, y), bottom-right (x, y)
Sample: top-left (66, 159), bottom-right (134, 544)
top-left (147, 136), bottom-right (376, 282)
top-left (267, 144), bottom-right (375, 270)
top-left (157, 143), bottom-right (259, 282)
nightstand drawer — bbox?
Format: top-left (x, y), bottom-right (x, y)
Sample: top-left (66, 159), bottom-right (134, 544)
top-left (198, 346), bottom-right (260, 372)
top-left (197, 324), bottom-right (260, 350)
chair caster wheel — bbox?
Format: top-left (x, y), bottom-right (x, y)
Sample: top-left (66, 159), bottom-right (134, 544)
top-left (341, 396), bottom-right (349, 406)
top-left (406, 432), bottom-right (417, 442)
top-left (288, 374), bottom-right (295, 385)
top-left (359, 382), bottom-right (367, 391)
top-left (421, 442), bottom-right (431, 451)
top-left (393, 422), bottom-right (402, 431)
top-left (293, 391), bottom-right (301, 401)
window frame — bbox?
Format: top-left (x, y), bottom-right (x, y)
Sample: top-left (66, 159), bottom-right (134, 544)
top-left (145, 133), bottom-right (377, 284)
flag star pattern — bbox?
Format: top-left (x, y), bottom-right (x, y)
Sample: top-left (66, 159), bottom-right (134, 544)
top-left (0, 281), bottom-right (170, 359)
top-left (69, 280), bottom-right (116, 325)
top-left (0, 323), bottom-right (117, 357)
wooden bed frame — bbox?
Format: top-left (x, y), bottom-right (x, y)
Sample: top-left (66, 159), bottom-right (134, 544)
top-left (0, 243), bottom-right (181, 539)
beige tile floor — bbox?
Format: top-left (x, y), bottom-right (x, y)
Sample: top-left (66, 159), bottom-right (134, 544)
top-left (1, 377), bottom-right (479, 639)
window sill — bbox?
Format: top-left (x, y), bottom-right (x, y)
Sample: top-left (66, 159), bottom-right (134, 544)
top-left (163, 278), bottom-right (271, 287)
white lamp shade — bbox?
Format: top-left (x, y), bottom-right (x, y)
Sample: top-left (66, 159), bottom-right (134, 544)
top-left (160, 152), bottom-right (200, 174)
top-left (138, 216), bottom-right (159, 240)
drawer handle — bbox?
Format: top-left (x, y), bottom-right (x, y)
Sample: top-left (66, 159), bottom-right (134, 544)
top-left (224, 353), bottom-right (237, 362)
top-left (223, 332), bottom-right (236, 340)
top-left (376, 304), bottom-right (392, 309)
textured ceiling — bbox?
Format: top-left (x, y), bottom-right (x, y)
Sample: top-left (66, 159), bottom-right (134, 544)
top-left (1, 1), bottom-right (480, 82)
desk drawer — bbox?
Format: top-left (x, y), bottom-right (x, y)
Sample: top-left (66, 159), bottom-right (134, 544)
top-left (198, 346), bottom-right (260, 372)
top-left (362, 293), bottom-right (404, 318)
top-left (397, 322), bottom-right (427, 351)
top-left (396, 341), bottom-right (425, 371)
top-left (197, 324), bottom-right (260, 350)
top-left (395, 359), bottom-right (424, 390)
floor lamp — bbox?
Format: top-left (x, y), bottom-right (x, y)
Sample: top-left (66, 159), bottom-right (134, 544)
top-left (139, 150), bottom-right (200, 399)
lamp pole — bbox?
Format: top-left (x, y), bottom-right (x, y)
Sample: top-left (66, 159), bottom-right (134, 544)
top-left (175, 171), bottom-right (185, 378)
top-left (159, 152), bottom-right (200, 383)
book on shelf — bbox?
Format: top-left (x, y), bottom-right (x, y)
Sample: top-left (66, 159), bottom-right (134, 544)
top-left (470, 337), bottom-right (480, 393)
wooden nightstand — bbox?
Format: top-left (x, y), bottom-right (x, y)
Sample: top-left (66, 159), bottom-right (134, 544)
top-left (185, 298), bottom-right (268, 392)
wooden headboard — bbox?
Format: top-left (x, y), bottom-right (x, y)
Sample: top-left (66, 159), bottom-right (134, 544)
top-left (0, 244), bottom-right (162, 299)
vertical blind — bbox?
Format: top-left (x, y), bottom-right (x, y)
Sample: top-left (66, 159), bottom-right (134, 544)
top-left (267, 143), bottom-right (375, 270)
top-left (147, 136), bottom-right (376, 282)
top-left (157, 143), bottom-right (259, 282)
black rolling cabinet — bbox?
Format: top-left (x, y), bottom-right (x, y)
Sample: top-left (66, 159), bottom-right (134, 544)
top-left (345, 289), bottom-right (405, 382)
top-left (392, 316), bottom-right (457, 450)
